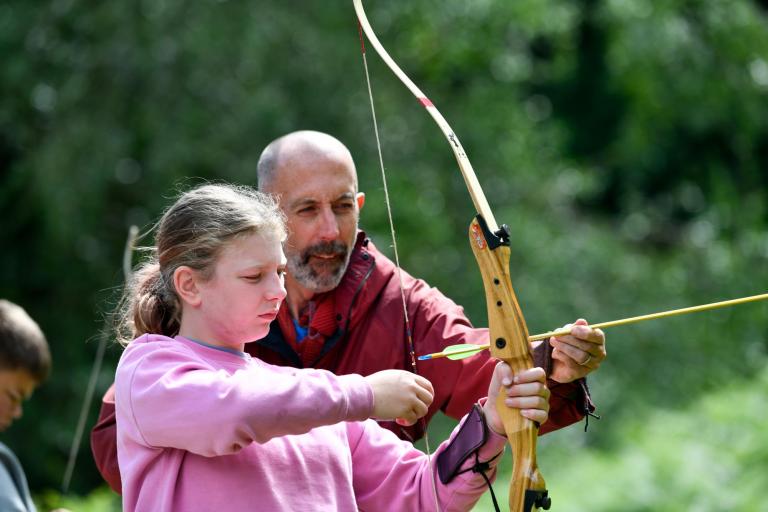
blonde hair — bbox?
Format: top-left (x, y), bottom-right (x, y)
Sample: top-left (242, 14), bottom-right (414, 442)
top-left (116, 183), bottom-right (285, 345)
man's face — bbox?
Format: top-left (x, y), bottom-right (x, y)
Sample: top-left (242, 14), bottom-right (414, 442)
top-left (267, 153), bottom-right (363, 294)
top-left (0, 368), bottom-right (36, 432)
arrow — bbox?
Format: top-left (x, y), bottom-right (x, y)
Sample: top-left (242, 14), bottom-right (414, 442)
top-left (418, 293), bottom-right (768, 361)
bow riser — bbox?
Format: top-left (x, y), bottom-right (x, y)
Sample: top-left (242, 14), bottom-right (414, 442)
top-left (468, 217), bottom-right (548, 511)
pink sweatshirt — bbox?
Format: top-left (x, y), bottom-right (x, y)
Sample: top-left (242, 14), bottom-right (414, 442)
top-left (115, 334), bottom-right (507, 511)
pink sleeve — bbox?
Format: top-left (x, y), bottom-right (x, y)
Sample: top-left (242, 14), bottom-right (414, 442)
top-left (348, 414), bottom-right (507, 511)
top-left (116, 343), bottom-right (373, 456)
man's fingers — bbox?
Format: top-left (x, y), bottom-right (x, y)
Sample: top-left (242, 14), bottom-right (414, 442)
top-left (555, 318), bottom-right (605, 344)
top-left (550, 338), bottom-right (587, 361)
top-left (568, 324), bottom-right (606, 343)
top-left (551, 335), bottom-right (604, 358)
top-left (552, 331), bottom-right (604, 351)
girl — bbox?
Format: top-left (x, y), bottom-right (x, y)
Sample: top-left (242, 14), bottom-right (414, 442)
top-left (114, 183), bottom-right (550, 511)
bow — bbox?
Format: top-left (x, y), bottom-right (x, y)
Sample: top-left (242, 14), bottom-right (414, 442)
top-left (353, 1), bottom-right (550, 510)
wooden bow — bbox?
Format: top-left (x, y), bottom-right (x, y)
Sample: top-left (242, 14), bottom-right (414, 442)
top-left (353, 2), bottom-right (549, 510)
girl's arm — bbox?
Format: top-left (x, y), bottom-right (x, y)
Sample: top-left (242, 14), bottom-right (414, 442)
top-left (116, 340), bottom-right (373, 456)
top-left (348, 408), bottom-right (507, 512)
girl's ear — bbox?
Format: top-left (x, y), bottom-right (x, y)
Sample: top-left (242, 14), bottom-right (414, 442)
top-left (173, 266), bottom-right (202, 307)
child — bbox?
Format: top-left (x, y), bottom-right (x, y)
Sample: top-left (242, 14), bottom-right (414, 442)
top-left (114, 183), bottom-right (550, 511)
top-left (0, 299), bottom-right (52, 512)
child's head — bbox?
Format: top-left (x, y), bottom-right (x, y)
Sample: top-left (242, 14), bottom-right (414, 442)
top-left (0, 299), bottom-right (51, 431)
top-left (118, 183), bottom-right (286, 346)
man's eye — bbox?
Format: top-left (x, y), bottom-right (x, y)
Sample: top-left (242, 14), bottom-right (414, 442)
top-left (334, 203), bottom-right (354, 212)
top-left (297, 206), bottom-right (317, 214)
top-left (245, 275), bottom-right (262, 282)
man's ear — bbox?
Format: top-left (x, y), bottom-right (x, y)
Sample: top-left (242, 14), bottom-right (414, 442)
top-left (173, 266), bottom-right (202, 307)
top-left (356, 192), bottom-right (366, 211)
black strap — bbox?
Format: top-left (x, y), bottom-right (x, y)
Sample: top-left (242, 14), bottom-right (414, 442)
top-left (454, 450), bottom-right (502, 512)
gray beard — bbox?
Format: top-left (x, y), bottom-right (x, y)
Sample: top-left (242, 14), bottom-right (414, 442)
top-left (286, 243), bottom-right (353, 294)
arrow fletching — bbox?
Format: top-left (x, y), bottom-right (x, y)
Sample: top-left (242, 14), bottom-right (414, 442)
top-left (418, 343), bottom-right (489, 361)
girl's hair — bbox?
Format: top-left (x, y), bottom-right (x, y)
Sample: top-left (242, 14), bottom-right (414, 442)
top-left (116, 183), bottom-right (285, 345)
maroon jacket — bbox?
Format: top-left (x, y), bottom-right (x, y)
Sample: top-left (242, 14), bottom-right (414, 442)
top-left (92, 231), bottom-right (593, 493)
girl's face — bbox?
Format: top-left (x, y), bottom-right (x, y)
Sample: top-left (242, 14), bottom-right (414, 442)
top-left (194, 231), bottom-right (287, 350)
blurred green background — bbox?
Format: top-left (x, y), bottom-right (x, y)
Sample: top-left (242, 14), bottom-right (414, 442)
top-left (1, 0), bottom-right (767, 510)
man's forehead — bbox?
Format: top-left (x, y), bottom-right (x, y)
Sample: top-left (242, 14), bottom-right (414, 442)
top-left (273, 160), bottom-right (357, 198)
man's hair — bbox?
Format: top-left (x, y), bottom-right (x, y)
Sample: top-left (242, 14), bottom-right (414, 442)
top-left (0, 299), bottom-right (51, 382)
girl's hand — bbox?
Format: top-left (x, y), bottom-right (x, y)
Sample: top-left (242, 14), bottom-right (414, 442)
top-left (483, 363), bottom-right (549, 436)
top-left (365, 370), bottom-right (434, 425)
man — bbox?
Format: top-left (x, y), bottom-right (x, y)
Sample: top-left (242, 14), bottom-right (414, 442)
top-left (92, 130), bottom-right (606, 492)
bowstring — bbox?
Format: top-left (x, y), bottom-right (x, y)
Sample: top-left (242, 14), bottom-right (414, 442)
top-left (357, 22), bottom-right (441, 512)
top-left (61, 225), bottom-right (138, 493)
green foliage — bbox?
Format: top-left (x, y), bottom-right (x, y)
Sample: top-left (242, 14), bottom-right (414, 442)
top-left (0, 0), bottom-right (766, 504)
top-left (36, 486), bottom-right (120, 512)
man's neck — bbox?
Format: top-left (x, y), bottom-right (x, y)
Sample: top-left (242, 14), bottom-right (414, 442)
top-left (284, 276), bottom-right (316, 320)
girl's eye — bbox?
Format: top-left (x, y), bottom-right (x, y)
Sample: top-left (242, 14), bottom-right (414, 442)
top-left (245, 274), bottom-right (262, 282)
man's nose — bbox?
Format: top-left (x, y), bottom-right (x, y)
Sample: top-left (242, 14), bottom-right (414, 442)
top-left (316, 206), bottom-right (340, 240)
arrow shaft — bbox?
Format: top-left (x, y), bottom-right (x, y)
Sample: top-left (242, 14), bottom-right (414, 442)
top-left (420, 293), bottom-right (768, 360)
top-left (530, 293), bottom-right (768, 341)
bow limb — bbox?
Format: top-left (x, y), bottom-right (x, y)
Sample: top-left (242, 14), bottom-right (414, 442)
top-left (353, 1), bottom-right (549, 510)
top-left (352, 0), bottom-right (496, 229)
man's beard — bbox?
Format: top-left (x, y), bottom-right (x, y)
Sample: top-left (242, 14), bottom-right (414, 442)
top-left (286, 240), bottom-right (353, 293)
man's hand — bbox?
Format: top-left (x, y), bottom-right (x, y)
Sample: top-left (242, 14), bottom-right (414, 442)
top-left (548, 318), bottom-right (606, 383)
